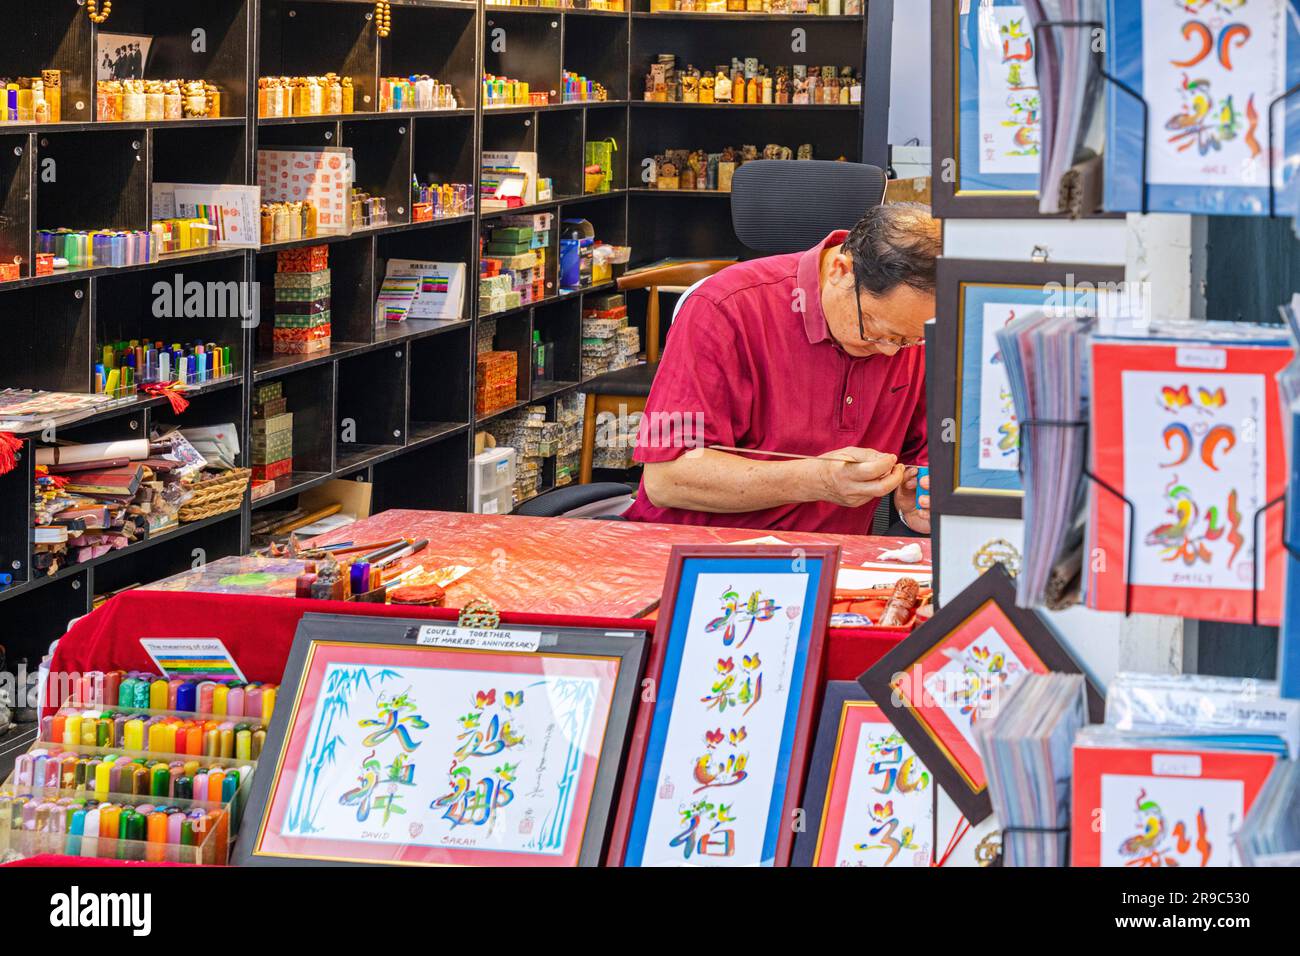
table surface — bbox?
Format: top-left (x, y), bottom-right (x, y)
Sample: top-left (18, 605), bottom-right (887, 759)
top-left (296, 510), bottom-right (928, 619)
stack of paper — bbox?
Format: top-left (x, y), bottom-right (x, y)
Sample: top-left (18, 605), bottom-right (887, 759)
top-left (975, 672), bottom-right (1089, 867)
top-left (1106, 672), bottom-right (1300, 759)
top-left (1025, 0), bottom-right (1107, 216)
top-left (1238, 759), bottom-right (1300, 866)
top-left (995, 310), bottom-right (1094, 608)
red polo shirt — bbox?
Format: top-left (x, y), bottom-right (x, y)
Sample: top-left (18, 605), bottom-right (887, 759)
top-left (623, 231), bottom-right (928, 533)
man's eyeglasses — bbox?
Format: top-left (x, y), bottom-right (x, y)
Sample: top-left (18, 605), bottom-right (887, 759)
top-left (853, 273), bottom-right (925, 349)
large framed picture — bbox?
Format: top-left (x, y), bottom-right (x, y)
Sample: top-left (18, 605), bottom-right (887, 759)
top-left (236, 613), bottom-right (647, 867)
top-left (1104, 0), bottom-right (1300, 216)
top-left (792, 681), bottom-right (937, 868)
top-left (929, 258), bottom-right (1126, 519)
top-left (858, 564), bottom-right (1102, 824)
top-left (607, 545), bottom-right (841, 867)
top-left (931, 0), bottom-right (1046, 218)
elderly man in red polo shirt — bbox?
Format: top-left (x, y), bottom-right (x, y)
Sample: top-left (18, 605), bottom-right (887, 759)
top-left (624, 203), bottom-right (939, 535)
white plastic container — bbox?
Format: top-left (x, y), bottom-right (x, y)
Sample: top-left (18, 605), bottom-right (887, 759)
top-left (471, 447), bottom-right (517, 513)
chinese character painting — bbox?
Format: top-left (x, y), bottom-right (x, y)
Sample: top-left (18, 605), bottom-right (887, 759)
top-left (608, 546), bottom-right (840, 867)
top-left (1071, 742), bottom-right (1277, 867)
top-left (1106, 0), bottom-right (1300, 215)
top-left (793, 683), bottom-right (936, 868)
top-left (859, 564), bottom-right (1102, 824)
top-left (1087, 335), bottom-right (1292, 623)
top-left (239, 615), bottom-right (647, 866)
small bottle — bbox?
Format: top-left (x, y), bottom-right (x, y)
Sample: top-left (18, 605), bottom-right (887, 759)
top-left (533, 330), bottom-right (548, 382)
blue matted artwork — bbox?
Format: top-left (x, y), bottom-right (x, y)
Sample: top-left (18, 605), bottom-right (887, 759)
top-left (1105, 0), bottom-right (1300, 216)
top-left (622, 555), bottom-right (826, 867)
top-left (957, 0), bottom-right (1042, 196)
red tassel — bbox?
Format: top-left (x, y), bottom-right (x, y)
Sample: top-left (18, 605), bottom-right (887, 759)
top-left (0, 431), bottom-right (21, 476)
top-left (144, 381), bottom-right (190, 415)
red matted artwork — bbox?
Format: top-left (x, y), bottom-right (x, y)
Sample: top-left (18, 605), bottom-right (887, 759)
top-left (793, 683), bottom-right (935, 868)
top-left (859, 564), bottom-right (1101, 824)
top-left (897, 598), bottom-right (1045, 795)
top-left (1087, 337), bottom-right (1292, 624)
top-left (249, 637), bottom-right (628, 866)
top-left (1071, 742), bottom-right (1277, 868)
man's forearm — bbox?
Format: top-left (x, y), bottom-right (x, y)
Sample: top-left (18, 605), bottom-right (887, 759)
top-left (642, 450), bottom-right (819, 513)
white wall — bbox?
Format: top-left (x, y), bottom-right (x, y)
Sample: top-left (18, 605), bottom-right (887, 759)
top-left (888, 0), bottom-right (932, 146)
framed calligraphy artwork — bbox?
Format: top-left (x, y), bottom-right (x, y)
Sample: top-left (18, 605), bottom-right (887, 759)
top-left (237, 613), bottom-right (647, 866)
top-left (932, 0), bottom-right (1048, 217)
top-left (858, 564), bottom-right (1102, 824)
top-left (607, 545), bottom-right (840, 867)
top-left (929, 259), bottom-right (1126, 519)
top-left (792, 681), bottom-right (937, 868)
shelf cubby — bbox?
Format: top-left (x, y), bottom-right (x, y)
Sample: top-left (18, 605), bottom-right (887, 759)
top-left (409, 324), bottom-right (474, 438)
top-left (335, 346), bottom-right (408, 469)
top-left (482, 10), bottom-right (563, 100)
top-left (259, 1), bottom-right (379, 113)
top-left (0, 281), bottom-right (92, 393)
top-left (381, 4), bottom-right (480, 108)
top-left (0, 3), bottom-right (93, 125)
top-left (34, 129), bottom-right (148, 233)
top-left (95, 257), bottom-right (250, 383)
top-left (563, 15), bottom-right (630, 101)
top-left (370, 428), bottom-right (470, 513)
top-left (151, 124), bottom-right (250, 186)
top-left (532, 297), bottom-right (581, 386)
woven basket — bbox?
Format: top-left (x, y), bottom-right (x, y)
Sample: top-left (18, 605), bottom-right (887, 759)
top-left (178, 468), bottom-right (252, 522)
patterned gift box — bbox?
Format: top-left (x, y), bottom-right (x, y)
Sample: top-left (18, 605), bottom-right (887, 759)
top-left (274, 310), bottom-right (331, 329)
top-left (253, 396), bottom-right (288, 418)
top-left (273, 324), bottom-right (331, 354)
top-left (276, 245), bottom-right (329, 273)
top-left (253, 381), bottom-right (283, 405)
top-left (274, 269), bottom-right (331, 292)
top-left (251, 457), bottom-right (294, 481)
top-left (251, 411), bottom-right (294, 436)
top-left (275, 296), bottom-right (331, 314)
top-left (479, 274), bottom-right (514, 296)
top-left (252, 432), bottom-right (294, 463)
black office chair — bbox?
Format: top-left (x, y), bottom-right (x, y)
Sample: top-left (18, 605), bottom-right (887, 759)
top-left (519, 160), bottom-right (890, 520)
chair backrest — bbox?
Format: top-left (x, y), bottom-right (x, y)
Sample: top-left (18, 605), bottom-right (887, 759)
top-left (731, 160), bottom-right (888, 254)
top-left (616, 259), bottom-right (734, 363)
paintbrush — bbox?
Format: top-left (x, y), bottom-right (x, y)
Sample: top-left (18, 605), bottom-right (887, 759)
top-left (709, 445), bottom-right (924, 468)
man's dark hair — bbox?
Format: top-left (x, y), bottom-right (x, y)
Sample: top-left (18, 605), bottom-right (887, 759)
top-left (841, 202), bottom-right (941, 296)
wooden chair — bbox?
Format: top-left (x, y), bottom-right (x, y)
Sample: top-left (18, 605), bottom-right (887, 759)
top-left (578, 259), bottom-right (734, 484)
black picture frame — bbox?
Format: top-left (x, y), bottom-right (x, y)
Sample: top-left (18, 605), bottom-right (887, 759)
top-left (792, 680), bottom-right (939, 868)
top-left (234, 612), bottom-right (648, 867)
top-left (928, 257), bottom-right (1126, 520)
top-left (857, 563), bottom-right (1103, 824)
top-left (930, 0), bottom-right (1047, 219)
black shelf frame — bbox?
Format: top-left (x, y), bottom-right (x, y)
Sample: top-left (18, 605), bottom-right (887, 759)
top-left (0, 0), bottom-right (892, 667)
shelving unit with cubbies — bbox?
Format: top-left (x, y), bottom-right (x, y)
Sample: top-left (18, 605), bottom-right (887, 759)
top-left (0, 0), bottom-right (890, 673)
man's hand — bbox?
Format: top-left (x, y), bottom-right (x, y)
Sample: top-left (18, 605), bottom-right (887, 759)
top-left (894, 467), bottom-right (931, 535)
top-left (812, 447), bottom-right (907, 508)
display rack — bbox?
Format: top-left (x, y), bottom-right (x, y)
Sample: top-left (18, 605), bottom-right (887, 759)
top-left (0, 0), bottom-right (891, 668)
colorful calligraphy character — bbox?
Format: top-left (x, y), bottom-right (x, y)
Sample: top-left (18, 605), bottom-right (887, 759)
top-left (358, 690), bottom-right (429, 752)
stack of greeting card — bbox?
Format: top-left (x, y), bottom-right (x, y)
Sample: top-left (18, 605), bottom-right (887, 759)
top-left (995, 309), bottom-right (1095, 608)
top-left (975, 672), bottom-right (1090, 867)
top-left (1085, 321), bottom-right (1294, 624)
